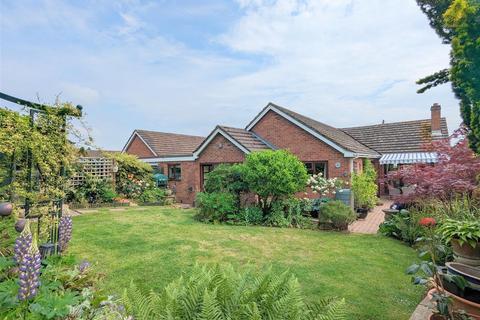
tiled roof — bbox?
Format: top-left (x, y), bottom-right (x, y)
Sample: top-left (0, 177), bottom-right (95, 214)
top-left (219, 126), bottom-right (273, 152)
top-left (340, 118), bottom-right (448, 154)
top-left (135, 130), bottom-right (205, 157)
top-left (269, 104), bottom-right (379, 156)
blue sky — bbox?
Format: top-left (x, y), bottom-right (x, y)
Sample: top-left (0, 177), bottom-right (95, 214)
top-left (0, 0), bottom-right (461, 150)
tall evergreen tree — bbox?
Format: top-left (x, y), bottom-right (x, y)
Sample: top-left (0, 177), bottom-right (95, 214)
top-left (416, 0), bottom-right (480, 153)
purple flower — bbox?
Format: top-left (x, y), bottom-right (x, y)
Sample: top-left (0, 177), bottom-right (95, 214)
top-left (78, 260), bottom-right (91, 273)
top-left (17, 238), bottom-right (41, 301)
top-left (14, 220), bottom-right (32, 265)
top-left (58, 215), bottom-right (73, 252)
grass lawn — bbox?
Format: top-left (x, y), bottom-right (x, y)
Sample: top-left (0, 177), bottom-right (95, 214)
top-left (70, 206), bottom-right (423, 320)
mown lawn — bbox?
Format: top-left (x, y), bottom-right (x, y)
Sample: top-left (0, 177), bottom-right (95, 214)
top-left (70, 206), bottom-right (422, 320)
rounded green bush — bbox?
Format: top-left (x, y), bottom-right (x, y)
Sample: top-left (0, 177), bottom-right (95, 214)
top-left (319, 200), bottom-right (356, 230)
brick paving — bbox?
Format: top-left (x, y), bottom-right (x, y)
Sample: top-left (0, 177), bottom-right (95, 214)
top-left (348, 198), bottom-right (393, 234)
top-left (409, 295), bottom-right (433, 320)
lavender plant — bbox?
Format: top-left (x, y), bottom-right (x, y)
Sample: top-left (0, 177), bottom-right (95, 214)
top-left (13, 220), bottom-right (32, 265)
top-left (58, 215), bottom-right (73, 252)
top-left (17, 238), bottom-right (41, 301)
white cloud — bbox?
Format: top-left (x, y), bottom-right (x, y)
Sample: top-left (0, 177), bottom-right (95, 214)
top-left (0, 0), bottom-right (461, 150)
top-left (61, 83), bottom-right (100, 105)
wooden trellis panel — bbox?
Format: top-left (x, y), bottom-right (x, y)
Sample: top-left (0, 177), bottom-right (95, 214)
top-left (71, 157), bottom-right (115, 186)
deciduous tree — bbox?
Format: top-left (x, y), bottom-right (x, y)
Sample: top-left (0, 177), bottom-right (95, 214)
top-left (388, 128), bottom-right (480, 203)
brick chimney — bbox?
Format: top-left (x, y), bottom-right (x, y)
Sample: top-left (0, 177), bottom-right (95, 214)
top-left (431, 103), bottom-right (442, 138)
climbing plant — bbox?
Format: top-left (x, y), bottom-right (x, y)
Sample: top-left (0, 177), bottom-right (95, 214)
top-left (0, 103), bottom-right (84, 204)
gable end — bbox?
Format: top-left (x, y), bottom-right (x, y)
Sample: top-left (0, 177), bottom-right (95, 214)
top-left (246, 103), bottom-right (357, 157)
top-left (123, 131), bottom-right (158, 157)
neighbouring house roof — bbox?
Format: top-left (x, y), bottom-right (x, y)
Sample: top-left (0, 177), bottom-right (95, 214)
top-left (193, 125), bottom-right (272, 157)
top-left (341, 118), bottom-right (448, 154)
top-left (124, 129), bottom-right (205, 157)
top-left (246, 103), bottom-right (379, 157)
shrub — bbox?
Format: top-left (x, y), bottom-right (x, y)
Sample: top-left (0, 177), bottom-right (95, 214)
top-left (122, 264), bottom-right (347, 320)
top-left (105, 152), bottom-right (153, 199)
top-left (204, 163), bottom-right (248, 195)
top-left (264, 198), bottom-right (313, 229)
top-left (195, 192), bottom-right (236, 223)
top-left (351, 160), bottom-right (377, 209)
top-left (232, 206), bottom-right (264, 225)
top-left (243, 150), bottom-right (308, 214)
top-left (264, 201), bottom-right (291, 228)
top-left (319, 200), bottom-right (356, 230)
top-left (412, 196), bottom-right (480, 220)
top-left (136, 188), bottom-right (167, 204)
top-left (68, 174), bottom-right (118, 204)
top-left (378, 210), bottom-right (424, 246)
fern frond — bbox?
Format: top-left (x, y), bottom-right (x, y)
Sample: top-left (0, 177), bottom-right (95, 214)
top-left (307, 298), bottom-right (347, 320)
top-left (121, 264), bottom-right (347, 320)
top-left (199, 288), bottom-right (224, 320)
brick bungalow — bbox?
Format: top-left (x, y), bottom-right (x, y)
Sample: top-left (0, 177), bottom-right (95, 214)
top-left (123, 102), bottom-right (448, 204)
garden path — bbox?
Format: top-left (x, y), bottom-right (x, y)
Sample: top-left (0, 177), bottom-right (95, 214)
top-left (348, 199), bottom-right (392, 234)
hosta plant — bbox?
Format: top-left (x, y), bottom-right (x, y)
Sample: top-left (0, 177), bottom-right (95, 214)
top-left (438, 218), bottom-right (480, 248)
top-left (122, 264), bottom-right (346, 320)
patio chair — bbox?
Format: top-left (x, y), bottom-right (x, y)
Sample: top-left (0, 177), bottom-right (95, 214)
top-left (401, 186), bottom-right (415, 196)
top-left (388, 185), bottom-right (401, 199)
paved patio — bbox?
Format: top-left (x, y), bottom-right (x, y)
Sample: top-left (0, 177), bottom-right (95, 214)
top-left (348, 199), bottom-right (392, 234)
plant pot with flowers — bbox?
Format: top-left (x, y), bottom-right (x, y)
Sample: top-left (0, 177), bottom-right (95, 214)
top-left (406, 217), bottom-right (474, 320)
top-left (439, 219), bottom-right (480, 267)
top-left (307, 173), bottom-right (345, 208)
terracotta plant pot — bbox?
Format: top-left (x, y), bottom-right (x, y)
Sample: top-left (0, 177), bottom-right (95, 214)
top-left (0, 202), bottom-right (13, 217)
top-left (452, 239), bottom-right (480, 267)
top-left (428, 288), bottom-right (480, 320)
top-left (447, 290), bottom-right (480, 319)
top-left (429, 314), bottom-right (447, 320)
